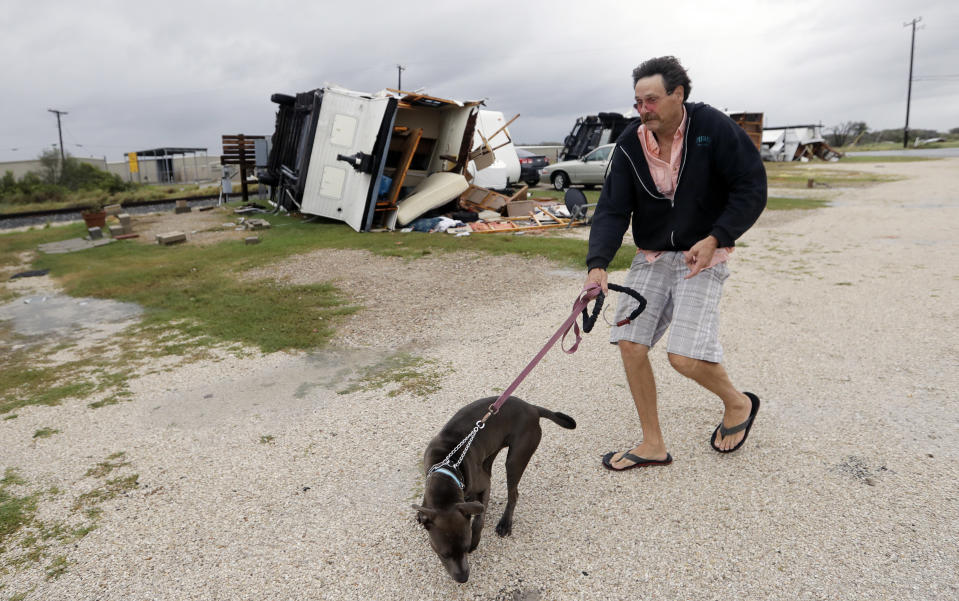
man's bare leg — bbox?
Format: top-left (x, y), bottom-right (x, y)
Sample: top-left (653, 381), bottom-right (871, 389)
top-left (609, 341), bottom-right (670, 468)
top-left (667, 353), bottom-right (751, 451)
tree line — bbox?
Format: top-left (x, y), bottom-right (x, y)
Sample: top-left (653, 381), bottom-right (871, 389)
top-left (1, 149), bottom-right (132, 205)
top-left (826, 122), bottom-right (959, 147)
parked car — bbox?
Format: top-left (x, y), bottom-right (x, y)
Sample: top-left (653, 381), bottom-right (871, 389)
top-left (539, 143), bottom-right (614, 190)
top-left (515, 148), bottom-right (549, 186)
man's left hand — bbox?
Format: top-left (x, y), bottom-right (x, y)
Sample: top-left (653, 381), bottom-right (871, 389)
top-left (684, 235), bottom-right (719, 279)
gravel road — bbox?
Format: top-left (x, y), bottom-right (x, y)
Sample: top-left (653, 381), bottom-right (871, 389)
top-left (1, 159), bottom-right (957, 600)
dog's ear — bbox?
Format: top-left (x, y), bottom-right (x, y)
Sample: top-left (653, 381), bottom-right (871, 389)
top-left (456, 501), bottom-right (484, 517)
top-left (412, 504), bottom-right (437, 528)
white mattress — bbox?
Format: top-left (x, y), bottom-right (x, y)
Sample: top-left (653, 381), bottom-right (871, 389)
top-left (395, 172), bottom-right (470, 226)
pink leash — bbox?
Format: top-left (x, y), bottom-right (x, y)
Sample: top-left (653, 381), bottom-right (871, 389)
top-left (428, 282), bottom-right (648, 481)
top-left (428, 283), bottom-right (603, 480)
top-left (482, 282), bottom-right (602, 419)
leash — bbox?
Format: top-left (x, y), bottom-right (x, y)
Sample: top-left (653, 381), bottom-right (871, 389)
top-left (428, 282), bottom-right (647, 487)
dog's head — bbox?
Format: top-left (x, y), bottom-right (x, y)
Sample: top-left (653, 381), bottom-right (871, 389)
top-left (412, 501), bottom-right (484, 583)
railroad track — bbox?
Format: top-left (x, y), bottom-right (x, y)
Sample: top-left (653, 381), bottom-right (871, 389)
top-left (0, 195), bottom-right (222, 230)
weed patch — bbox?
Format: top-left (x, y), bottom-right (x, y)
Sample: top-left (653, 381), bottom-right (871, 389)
top-left (31, 428), bottom-right (59, 440)
top-left (338, 353), bottom-right (450, 398)
top-left (84, 453), bottom-right (130, 479)
top-left (767, 196), bottom-right (829, 210)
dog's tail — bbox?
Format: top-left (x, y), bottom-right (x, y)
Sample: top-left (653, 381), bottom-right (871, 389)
top-left (537, 406), bottom-right (576, 429)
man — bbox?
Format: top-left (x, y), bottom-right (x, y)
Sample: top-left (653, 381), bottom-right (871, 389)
top-left (585, 56), bottom-right (766, 470)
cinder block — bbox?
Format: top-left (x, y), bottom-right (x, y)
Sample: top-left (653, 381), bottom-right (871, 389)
top-left (174, 206), bottom-right (192, 214)
top-left (87, 226), bottom-right (103, 240)
top-left (156, 231), bottom-right (187, 245)
top-left (108, 225), bottom-right (125, 237)
top-left (104, 204), bottom-right (123, 216)
top-left (245, 236), bottom-right (261, 245)
top-left (175, 200), bottom-right (188, 208)
top-left (245, 219), bottom-right (271, 230)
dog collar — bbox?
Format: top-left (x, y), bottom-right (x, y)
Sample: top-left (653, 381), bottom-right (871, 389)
top-left (429, 466), bottom-right (464, 489)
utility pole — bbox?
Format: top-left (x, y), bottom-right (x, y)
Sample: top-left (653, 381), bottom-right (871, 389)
top-left (396, 64), bottom-right (406, 91)
top-left (903, 17), bottom-right (921, 148)
top-left (48, 108), bottom-right (68, 176)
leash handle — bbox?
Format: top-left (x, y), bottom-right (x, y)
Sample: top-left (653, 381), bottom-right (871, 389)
top-left (581, 283), bottom-right (647, 333)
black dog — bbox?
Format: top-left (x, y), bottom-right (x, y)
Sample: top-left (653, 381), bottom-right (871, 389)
top-left (412, 396), bottom-right (576, 582)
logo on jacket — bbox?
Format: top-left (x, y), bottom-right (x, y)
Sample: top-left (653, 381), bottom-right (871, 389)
top-left (696, 135), bottom-right (711, 147)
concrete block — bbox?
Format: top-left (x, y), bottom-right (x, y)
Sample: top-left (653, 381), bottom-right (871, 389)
top-left (108, 225), bottom-right (126, 237)
top-left (104, 204), bottom-right (123, 216)
top-left (156, 231), bottom-right (187, 245)
top-left (175, 200), bottom-right (188, 208)
top-left (87, 226), bottom-right (103, 240)
top-left (174, 206), bottom-right (192, 214)
top-left (245, 236), bottom-right (261, 245)
top-left (245, 218), bottom-right (271, 230)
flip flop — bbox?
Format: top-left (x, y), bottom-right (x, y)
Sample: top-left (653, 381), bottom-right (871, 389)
top-left (710, 392), bottom-right (760, 453)
top-left (602, 450), bottom-right (673, 471)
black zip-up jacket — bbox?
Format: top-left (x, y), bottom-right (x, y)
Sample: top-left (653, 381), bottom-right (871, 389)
top-left (586, 102), bottom-right (767, 271)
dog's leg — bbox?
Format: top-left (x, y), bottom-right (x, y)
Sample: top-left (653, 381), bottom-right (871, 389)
top-left (468, 486), bottom-right (490, 552)
top-left (495, 425), bottom-right (542, 536)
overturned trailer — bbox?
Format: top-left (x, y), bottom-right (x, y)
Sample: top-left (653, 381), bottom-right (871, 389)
top-left (761, 124), bottom-right (843, 162)
top-left (261, 85), bottom-right (486, 231)
top-left (559, 112), bottom-right (634, 161)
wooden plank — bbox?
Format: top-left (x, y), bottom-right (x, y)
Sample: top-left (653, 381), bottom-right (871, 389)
top-left (387, 128), bottom-right (422, 205)
top-left (468, 220), bottom-right (585, 233)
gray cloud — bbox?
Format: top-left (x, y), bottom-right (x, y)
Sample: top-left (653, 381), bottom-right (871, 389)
top-left (2, 0), bottom-right (956, 163)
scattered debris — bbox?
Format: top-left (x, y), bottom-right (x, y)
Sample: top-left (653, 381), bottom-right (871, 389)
top-left (727, 112), bottom-right (764, 150)
top-left (9, 269), bottom-right (49, 280)
top-left (243, 218), bottom-right (271, 231)
top-left (762, 124), bottom-right (843, 162)
top-left (156, 231), bottom-right (187, 246)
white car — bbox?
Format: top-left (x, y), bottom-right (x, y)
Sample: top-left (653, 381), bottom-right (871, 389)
top-left (539, 143), bottom-right (614, 190)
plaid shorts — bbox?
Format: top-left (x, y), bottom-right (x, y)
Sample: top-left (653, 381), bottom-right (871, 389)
top-left (609, 251), bottom-right (730, 362)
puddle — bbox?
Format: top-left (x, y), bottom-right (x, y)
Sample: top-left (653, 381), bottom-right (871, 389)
top-left (0, 294), bottom-right (143, 338)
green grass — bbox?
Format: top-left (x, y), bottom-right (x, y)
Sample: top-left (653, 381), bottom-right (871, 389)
top-left (338, 352), bottom-right (450, 398)
top-left (767, 196), bottom-right (829, 210)
top-left (763, 163), bottom-right (899, 188)
top-left (0, 454), bottom-right (135, 580)
top-left (84, 453), bottom-right (130, 478)
top-left (837, 155), bottom-right (936, 163)
top-left (72, 475), bottom-right (139, 511)
top-left (0, 470), bottom-right (39, 547)
top-left (837, 140), bottom-right (959, 152)
top-left (31, 428), bottom-right (60, 440)
top-left (6, 208), bottom-right (634, 356)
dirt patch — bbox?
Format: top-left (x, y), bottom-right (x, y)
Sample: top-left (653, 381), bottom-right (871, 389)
top-left (125, 207), bottom-right (251, 246)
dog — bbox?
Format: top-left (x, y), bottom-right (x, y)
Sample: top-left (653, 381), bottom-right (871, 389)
top-left (412, 396), bottom-right (576, 583)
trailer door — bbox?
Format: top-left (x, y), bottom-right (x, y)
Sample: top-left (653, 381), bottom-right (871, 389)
top-left (300, 89), bottom-right (396, 231)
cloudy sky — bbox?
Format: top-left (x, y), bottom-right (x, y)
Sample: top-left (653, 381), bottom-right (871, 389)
top-left (2, 0), bottom-right (956, 164)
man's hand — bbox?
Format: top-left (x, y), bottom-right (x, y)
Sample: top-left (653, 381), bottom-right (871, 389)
top-left (585, 267), bottom-right (608, 294)
top-left (684, 235), bottom-right (718, 279)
